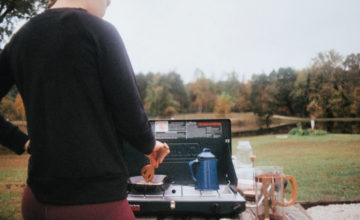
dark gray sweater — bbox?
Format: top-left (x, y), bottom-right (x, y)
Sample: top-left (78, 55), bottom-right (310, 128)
top-left (0, 8), bottom-right (155, 205)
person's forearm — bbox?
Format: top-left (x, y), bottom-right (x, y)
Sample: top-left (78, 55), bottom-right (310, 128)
top-left (0, 115), bottom-right (29, 155)
top-left (0, 47), bottom-right (29, 154)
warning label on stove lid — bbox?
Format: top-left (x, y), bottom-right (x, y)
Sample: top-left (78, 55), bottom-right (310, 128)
top-left (155, 121), bottom-right (169, 132)
top-left (198, 122), bottom-right (222, 126)
top-left (152, 121), bottom-right (222, 139)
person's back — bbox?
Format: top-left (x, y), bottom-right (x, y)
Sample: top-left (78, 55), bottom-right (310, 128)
top-left (4, 8), bottom-right (154, 205)
top-left (1, 2), bottom-right (170, 219)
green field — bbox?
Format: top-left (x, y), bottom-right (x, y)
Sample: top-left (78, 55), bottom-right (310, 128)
top-left (0, 134), bottom-right (360, 219)
top-left (233, 134), bottom-right (360, 201)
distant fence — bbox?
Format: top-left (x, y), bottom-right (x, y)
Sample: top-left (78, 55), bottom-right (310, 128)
top-left (10, 119), bottom-right (360, 138)
top-left (232, 123), bottom-right (296, 137)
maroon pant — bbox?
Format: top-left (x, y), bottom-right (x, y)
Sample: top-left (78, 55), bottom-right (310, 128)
top-left (21, 186), bottom-right (136, 220)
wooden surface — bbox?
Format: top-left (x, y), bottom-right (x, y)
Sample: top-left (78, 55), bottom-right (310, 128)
top-left (136, 203), bottom-right (312, 220)
top-left (239, 204), bottom-right (312, 220)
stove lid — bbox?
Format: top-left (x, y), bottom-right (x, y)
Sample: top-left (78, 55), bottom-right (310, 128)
top-left (123, 119), bottom-right (237, 186)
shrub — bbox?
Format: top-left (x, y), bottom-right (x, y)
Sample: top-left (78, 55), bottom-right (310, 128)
top-left (288, 128), bottom-right (298, 135)
top-left (288, 122), bottom-right (327, 136)
top-left (313, 129), bottom-right (327, 136)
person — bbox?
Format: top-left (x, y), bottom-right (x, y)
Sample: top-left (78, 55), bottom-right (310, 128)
top-left (0, 0), bottom-right (167, 219)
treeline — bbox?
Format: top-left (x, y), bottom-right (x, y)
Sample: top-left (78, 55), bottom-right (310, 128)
top-left (136, 50), bottom-right (360, 119)
top-left (1, 50), bottom-right (359, 121)
top-left (0, 88), bottom-right (25, 120)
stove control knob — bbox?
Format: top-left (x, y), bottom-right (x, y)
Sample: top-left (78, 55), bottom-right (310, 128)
top-left (170, 200), bottom-right (176, 210)
top-left (232, 202), bottom-right (243, 213)
top-left (211, 203), bottom-right (220, 214)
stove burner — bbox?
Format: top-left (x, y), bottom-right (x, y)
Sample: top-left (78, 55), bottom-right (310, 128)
top-left (128, 184), bottom-right (240, 200)
top-left (127, 184), bottom-right (245, 217)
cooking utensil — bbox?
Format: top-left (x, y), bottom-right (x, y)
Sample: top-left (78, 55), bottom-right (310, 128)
top-left (141, 143), bottom-right (170, 182)
top-left (128, 175), bottom-right (174, 193)
top-left (141, 164), bottom-right (155, 182)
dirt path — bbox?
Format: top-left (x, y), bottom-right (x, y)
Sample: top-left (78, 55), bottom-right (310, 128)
top-left (307, 204), bottom-right (360, 220)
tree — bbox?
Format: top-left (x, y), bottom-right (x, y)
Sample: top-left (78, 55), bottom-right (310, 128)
top-left (162, 71), bottom-right (189, 113)
top-left (0, 91), bottom-right (25, 120)
top-left (136, 72), bottom-right (189, 114)
top-left (290, 70), bottom-right (310, 117)
top-left (312, 49), bottom-right (343, 69)
top-left (144, 75), bottom-right (180, 117)
top-left (214, 93), bottom-right (234, 116)
top-left (306, 99), bottom-right (323, 119)
top-left (344, 53), bottom-right (360, 117)
top-left (13, 93), bottom-right (25, 120)
top-left (0, 95), bottom-right (15, 120)
top-left (216, 72), bottom-right (241, 98)
top-left (188, 71), bottom-right (216, 113)
top-left (0, 86), bottom-right (18, 119)
top-left (250, 74), bottom-right (277, 127)
top-left (0, 0), bottom-right (48, 43)
top-left (234, 81), bottom-right (252, 112)
top-left (271, 68), bottom-right (297, 115)
top-left (135, 72), bottom-right (154, 104)
top-left (350, 86), bottom-right (360, 117)
top-left (343, 53), bottom-right (360, 72)
top-left (215, 72), bottom-right (252, 112)
top-left (308, 50), bottom-right (353, 117)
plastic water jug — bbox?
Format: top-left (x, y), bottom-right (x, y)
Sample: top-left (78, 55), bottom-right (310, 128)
top-left (234, 141), bottom-right (254, 191)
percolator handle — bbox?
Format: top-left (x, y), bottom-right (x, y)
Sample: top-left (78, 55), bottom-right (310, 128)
top-left (277, 175), bottom-right (298, 207)
top-left (188, 159), bottom-right (199, 182)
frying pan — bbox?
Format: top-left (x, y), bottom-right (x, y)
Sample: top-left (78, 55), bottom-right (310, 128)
top-left (128, 175), bottom-right (174, 193)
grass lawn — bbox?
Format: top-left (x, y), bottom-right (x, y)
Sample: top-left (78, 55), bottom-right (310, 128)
top-left (233, 134), bottom-right (360, 201)
top-left (0, 154), bottom-right (28, 220)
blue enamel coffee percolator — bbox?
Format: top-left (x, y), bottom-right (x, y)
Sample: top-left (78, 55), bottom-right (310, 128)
top-left (188, 148), bottom-right (219, 190)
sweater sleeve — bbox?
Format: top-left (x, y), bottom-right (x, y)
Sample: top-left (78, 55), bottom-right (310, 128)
top-left (0, 47), bottom-right (29, 155)
top-left (94, 22), bottom-right (155, 155)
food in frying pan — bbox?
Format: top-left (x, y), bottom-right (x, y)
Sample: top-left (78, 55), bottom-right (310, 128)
top-left (136, 180), bottom-right (163, 185)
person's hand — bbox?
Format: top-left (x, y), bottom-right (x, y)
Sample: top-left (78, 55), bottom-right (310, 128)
top-left (24, 140), bottom-right (30, 153)
top-left (146, 141), bottom-right (170, 168)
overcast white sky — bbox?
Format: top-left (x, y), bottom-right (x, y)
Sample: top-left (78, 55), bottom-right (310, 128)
top-left (108, 1), bottom-right (357, 82)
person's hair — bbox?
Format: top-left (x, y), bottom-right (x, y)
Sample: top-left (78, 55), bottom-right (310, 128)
top-left (48, 0), bottom-right (57, 8)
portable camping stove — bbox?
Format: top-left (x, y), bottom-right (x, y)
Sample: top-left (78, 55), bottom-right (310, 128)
top-left (123, 119), bottom-right (246, 218)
